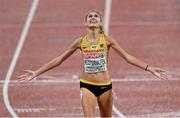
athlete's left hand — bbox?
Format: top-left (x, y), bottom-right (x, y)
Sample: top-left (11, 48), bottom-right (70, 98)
top-left (148, 67), bottom-right (168, 80)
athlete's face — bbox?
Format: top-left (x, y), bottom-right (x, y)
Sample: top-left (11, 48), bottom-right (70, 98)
top-left (85, 11), bottom-right (102, 28)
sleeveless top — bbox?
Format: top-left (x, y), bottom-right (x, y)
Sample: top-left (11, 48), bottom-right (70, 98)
top-left (81, 34), bottom-right (108, 73)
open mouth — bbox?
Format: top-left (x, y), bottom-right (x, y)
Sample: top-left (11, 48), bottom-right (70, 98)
top-left (89, 19), bottom-right (98, 24)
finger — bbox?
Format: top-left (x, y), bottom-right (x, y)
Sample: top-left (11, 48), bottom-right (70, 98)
top-left (24, 70), bottom-right (34, 74)
top-left (17, 76), bottom-right (27, 80)
top-left (161, 73), bottom-right (167, 77)
top-left (24, 78), bottom-right (32, 83)
top-left (18, 76), bottom-right (31, 83)
top-left (24, 70), bottom-right (31, 73)
top-left (18, 78), bottom-right (27, 83)
top-left (162, 74), bottom-right (168, 78)
top-left (159, 69), bottom-right (165, 72)
top-left (17, 75), bottom-right (29, 80)
top-left (162, 75), bottom-right (168, 80)
top-left (160, 74), bottom-right (168, 80)
top-left (154, 73), bottom-right (162, 80)
top-left (19, 78), bottom-right (31, 83)
top-left (161, 73), bottom-right (168, 78)
top-left (161, 77), bottom-right (168, 80)
top-left (18, 74), bottom-right (27, 79)
top-left (161, 72), bottom-right (166, 75)
top-left (154, 73), bottom-right (167, 80)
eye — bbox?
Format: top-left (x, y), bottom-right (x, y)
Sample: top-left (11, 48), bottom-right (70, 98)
top-left (94, 14), bottom-right (99, 17)
top-left (88, 14), bottom-right (93, 18)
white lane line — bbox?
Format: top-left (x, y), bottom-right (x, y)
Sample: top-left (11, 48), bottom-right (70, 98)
top-left (14, 107), bottom-right (180, 117)
top-left (128, 111), bottom-right (180, 117)
top-left (3, 0), bottom-right (40, 117)
top-left (14, 107), bottom-right (56, 113)
top-left (104, 0), bottom-right (112, 35)
top-left (1, 76), bottom-right (176, 85)
top-left (113, 105), bottom-right (126, 118)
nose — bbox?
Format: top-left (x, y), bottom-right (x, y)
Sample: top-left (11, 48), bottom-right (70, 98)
top-left (91, 15), bottom-right (98, 19)
top-left (91, 17), bottom-right (96, 20)
top-left (92, 15), bottom-right (96, 18)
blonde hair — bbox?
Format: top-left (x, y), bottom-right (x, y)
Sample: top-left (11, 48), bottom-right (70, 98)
top-left (85, 9), bottom-right (104, 34)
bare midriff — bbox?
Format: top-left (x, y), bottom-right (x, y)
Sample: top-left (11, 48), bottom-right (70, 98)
top-left (80, 70), bottom-right (111, 84)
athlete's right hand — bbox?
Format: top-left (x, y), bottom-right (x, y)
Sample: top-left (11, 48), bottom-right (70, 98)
top-left (18, 70), bottom-right (36, 83)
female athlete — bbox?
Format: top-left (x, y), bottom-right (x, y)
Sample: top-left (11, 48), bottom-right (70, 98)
top-left (18, 9), bottom-right (167, 117)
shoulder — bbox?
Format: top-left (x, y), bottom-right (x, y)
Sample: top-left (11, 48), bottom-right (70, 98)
top-left (70, 36), bottom-right (84, 49)
top-left (104, 35), bottom-right (117, 46)
top-left (74, 36), bottom-right (83, 44)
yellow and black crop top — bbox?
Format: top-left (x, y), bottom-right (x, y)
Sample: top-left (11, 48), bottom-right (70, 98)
top-left (81, 34), bottom-right (108, 73)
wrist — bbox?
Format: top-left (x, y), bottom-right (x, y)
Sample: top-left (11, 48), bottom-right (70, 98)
top-left (145, 65), bottom-right (153, 73)
top-left (34, 71), bottom-right (39, 77)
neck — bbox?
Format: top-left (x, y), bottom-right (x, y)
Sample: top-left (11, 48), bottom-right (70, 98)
top-left (86, 27), bottom-right (100, 40)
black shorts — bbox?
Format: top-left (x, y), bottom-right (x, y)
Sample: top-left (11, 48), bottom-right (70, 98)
top-left (80, 81), bottom-right (112, 97)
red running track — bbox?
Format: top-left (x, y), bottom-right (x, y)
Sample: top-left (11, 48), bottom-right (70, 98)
top-left (1, 0), bottom-right (180, 117)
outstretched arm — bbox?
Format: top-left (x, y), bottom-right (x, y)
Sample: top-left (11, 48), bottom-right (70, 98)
top-left (18, 37), bottom-right (82, 82)
top-left (107, 36), bottom-right (167, 80)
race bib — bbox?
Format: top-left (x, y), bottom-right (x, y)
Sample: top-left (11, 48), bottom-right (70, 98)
top-left (83, 52), bottom-right (107, 73)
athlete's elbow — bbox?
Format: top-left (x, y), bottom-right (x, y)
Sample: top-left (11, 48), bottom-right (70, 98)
top-left (52, 57), bottom-right (62, 67)
top-left (124, 54), bottom-right (133, 64)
